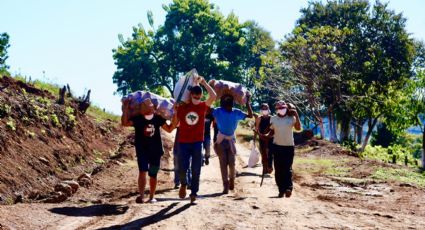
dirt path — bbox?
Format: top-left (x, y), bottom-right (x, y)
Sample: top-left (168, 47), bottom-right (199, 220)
top-left (1, 138), bottom-right (424, 229)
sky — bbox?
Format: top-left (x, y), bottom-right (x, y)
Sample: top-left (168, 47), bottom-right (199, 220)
top-left (1, 0), bottom-right (424, 115)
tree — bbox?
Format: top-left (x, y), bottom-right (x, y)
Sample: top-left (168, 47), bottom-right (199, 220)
top-left (290, 0), bottom-right (415, 150)
top-left (112, 0), bottom-right (275, 97)
top-left (0, 33), bottom-right (10, 73)
top-left (278, 26), bottom-right (349, 140)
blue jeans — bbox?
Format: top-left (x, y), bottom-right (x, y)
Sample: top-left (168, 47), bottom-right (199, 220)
top-left (173, 140), bottom-right (191, 186)
top-left (178, 142), bottom-right (203, 196)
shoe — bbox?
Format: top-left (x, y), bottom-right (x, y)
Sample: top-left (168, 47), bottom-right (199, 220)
top-left (148, 198), bottom-right (157, 203)
top-left (187, 184), bottom-right (191, 190)
top-left (278, 192), bottom-right (284, 198)
top-left (136, 195), bottom-right (145, 203)
top-left (179, 184), bottom-right (187, 199)
top-left (190, 194), bottom-right (196, 204)
top-left (174, 184), bottom-right (180, 189)
top-left (229, 179), bottom-right (235, 190)
top-left (205, 157), bottom-right (209, 165)
top-left (285, 190), bottom-right (292, 198)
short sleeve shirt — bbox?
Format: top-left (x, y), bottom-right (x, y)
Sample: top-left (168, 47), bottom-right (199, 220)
top-left (212, 107), bottom-right (246, 136)
top-left (177, 102), bottom-right (208, 143)
top-left (270, 115), bottom-right (296, 146)
top-left (132, 115), bottom-right (166, 154)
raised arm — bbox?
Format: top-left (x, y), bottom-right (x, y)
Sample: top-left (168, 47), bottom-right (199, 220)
top-left (200, 77), bottom-right (217, 107)
top-left (293, 111), bottom-right (302, 132)
top-left (121, 101), bottom-right (133, 127)
top-left (245, 95), bottom-right (253, 118)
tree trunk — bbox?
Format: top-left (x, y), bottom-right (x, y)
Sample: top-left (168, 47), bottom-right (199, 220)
top-left (422, 125), bottom-right (425, 169)
top-left (328, 111), bottom-right (338, 142)
top-left (355, 119), bottom-right (364, 145)
top-left (340, 116), bottom-right (351, 143)
top-left (360, 118), bottom-right (379, 152)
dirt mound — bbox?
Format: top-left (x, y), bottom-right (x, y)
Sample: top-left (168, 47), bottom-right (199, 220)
top-left (0, 76), bottom-right (127, 204)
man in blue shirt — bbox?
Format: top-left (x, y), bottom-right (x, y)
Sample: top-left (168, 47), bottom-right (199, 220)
top-left (213, 94), bottom-right (253, 194)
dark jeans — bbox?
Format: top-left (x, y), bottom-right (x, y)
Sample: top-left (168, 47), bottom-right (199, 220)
top-left (173, 142), bottom-right (191, 186)
top-left (271, 144), bottom-right (295, 193)
top-left (178, 142), bottom-right (203, 196)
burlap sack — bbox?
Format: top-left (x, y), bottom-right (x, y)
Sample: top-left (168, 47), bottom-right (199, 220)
top-left (208, 79), bottom-right (250, 105)
top-left (122, 91), bottom-right (175, 120)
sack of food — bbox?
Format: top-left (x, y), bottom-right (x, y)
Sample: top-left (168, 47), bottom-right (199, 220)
top-left (173, 69), bottom-right (201, 103)
top-left (121, 91), bottom-right (175, 120)
top-left (208, 79), bottom-right (250, 105)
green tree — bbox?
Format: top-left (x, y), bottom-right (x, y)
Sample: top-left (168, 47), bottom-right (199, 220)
top-left (278, 26), bottom-right (349, 139)
top-left (113, 0), bottom-right (274, 97)
top-left (291, 0), bottom-right (415, 150)
top-left (0, 33), bottom-right (10, 74)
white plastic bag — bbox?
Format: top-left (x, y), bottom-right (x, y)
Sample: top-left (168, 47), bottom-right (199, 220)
top-left (173, 69), bottom-right (201, 103)
top-left (248, 140), bottom-right (260, 168)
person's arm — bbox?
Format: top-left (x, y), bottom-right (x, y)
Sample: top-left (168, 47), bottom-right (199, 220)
top-left (121, 102), bottom-right (133, 127)
top-left (254, 116), bottom-right (261, 133)
top-left (162, 115), bottom-right (178, 133)
top-left (199, 77), bottom-right (217, 107)
top-left (245, 94), bottom-right (253, 118)
top-left (293, 111), bottom-right (302, 132)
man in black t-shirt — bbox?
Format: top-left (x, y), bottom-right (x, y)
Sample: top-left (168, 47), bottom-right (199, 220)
top-left (122, 99), bottom-right (175, 203)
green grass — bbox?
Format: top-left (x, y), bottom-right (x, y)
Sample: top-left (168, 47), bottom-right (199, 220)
top-left (12, 75), bottom-right (119, 123)
top-left (87, 106), bottom-right (119, 123)
top-left (294, 157), bottom-right (351, 177)
top-left (371, 167), bottom-right (425, 187)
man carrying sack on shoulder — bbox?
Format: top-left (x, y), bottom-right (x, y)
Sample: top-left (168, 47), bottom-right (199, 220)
top-left (122, 99), bottom-right (176, 203)
top-left (212, 94), bottom-right (253, 194)
top-left (173, 76), bottom-right (216, 204)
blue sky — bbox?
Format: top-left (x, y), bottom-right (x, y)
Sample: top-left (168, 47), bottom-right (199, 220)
top-left (1, 0), bottom-right (424, 114)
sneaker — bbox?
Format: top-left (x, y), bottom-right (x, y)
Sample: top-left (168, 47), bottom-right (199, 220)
top-left (205, 157), bottom-right (209, 165)
top-left (136, 195), bottom-right (145, 203)
top-left (190, 194), bottom-right (196, 204)
top-left (285, 190), bottom-right (292, 198)
top-left (278, 192), bottom-right (284, 198)
top-left (148, 198), bottom-right (157, 203)
top-left (179, 185), bottom-right (187, 199)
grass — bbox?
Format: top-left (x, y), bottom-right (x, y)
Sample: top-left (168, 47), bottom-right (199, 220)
top-left (87, 106), bottom-right (119, 123)
top-left (12, 75), bottom-right (119, 123)
top-left (294, 157), bottom-right (351, 177)
top-left (371, 167), bottom-right (425, 187)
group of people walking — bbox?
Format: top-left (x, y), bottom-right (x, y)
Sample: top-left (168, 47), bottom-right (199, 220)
top-left (122, 76), bottom-right (301, 204)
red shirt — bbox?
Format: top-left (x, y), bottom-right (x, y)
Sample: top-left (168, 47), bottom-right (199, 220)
top-left (177, 101), bottom-right (207, 143)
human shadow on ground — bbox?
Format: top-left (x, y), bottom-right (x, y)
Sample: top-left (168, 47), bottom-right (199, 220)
top-left (49, 204), bottom-right (129, 217)
top-left (97, 202), bottom-right (191, 229)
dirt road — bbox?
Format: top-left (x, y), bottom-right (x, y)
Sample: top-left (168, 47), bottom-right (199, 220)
top-left (1, 138), bottom-right (424, 229)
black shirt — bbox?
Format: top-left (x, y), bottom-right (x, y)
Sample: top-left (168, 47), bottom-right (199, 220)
top-left (132, 115), bottom-right (166, 154)
top-left (204, 113), bottom-right (214, 138)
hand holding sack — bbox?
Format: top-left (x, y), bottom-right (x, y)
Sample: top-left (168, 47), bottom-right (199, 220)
top-left (121, 91), bottom-right (175, 120)
top-left (208, 79), bottom-right (251, 105)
